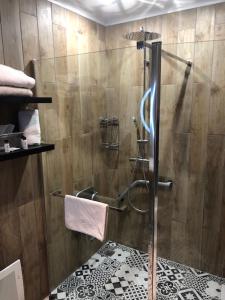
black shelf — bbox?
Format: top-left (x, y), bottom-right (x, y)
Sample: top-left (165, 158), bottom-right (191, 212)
top-left (0, 143), bottom-right (55, 161)
top-left (0, 95), bottom-right (52, 104)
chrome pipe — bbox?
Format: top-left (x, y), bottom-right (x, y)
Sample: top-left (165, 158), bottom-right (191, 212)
top-left (148, 41), bottom-right (162, 300)
top-left (143, 41), bottom-right (191, 66)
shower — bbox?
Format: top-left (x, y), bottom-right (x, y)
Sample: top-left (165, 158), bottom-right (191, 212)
top-left (48, 19), bottom-right (225, 300)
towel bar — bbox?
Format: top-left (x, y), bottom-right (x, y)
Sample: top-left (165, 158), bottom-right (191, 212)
top-left (50, 190), bottom-right (127, 212)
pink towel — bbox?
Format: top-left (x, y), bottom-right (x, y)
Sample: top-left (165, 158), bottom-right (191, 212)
top-left (0, 86), bottom-right (33, 96)
top-left (64, 195), bottom-right (109, 242)
top-left (0, 64), bottom-right (35, 89)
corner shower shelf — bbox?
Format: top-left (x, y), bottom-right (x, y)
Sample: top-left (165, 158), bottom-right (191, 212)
top-left (0, 95), bottom-right (52, 104)
top-left (0, 143), bottom-right (55, 161)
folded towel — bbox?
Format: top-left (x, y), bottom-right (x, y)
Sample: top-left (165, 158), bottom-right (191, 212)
top-left (0, 64), bottom-right (35, 89)
top-left (0, 86), bottom-right (33, 97)
top-left (18, 109), bottom-right (41, 145)
top-left (65, 195), bottom-right (109, 242)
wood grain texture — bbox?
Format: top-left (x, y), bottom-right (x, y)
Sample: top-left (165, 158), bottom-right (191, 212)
top-left (20, 0), bottom-right (37, 16)
top-left (0, 24), bottom-right (5, 64)
top-left (20, 12), bottom-right (40, 72)
top-left (105, 3), bottom-right (225, 279)
top-left (0, 158), bottom-right (49, 300)
top-left (193, 41), bottom-right (213, 83)
top-left (177, 9), bottom-right (196, 43)
top-left (65, 10), bottom-right (79, 56)
top-left (0, 0), bottom-right (24, 69)
top-left (53, 24), bottom-right (67, 57)
top-left (52, 4), bottom-right (66, 27)
top-left (1, 3), bottom-right (225, 300)
top-left (37, 0), bottom-right (54, 59)
top-left (201, 135), bottom-right (225, 274)
top-left (195, 5), bottom-right (215, 41)
top-left (162, 12), bottom-right (179, 44)
top-left (212, 40), bottom-right (225, 84)
top-left (214, 2), bottom-right (225, 40)
top-left (209, 84), bottom-right (225, 135)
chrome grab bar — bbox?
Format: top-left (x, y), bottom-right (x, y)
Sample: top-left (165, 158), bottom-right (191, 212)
top-left (75, 186), bottom-right (96, 198)
top-left (50, 189), bottom-right (127, 212)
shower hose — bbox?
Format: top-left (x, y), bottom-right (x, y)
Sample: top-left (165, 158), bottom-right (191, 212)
top-left (127, 87), bottom-right (153, 214)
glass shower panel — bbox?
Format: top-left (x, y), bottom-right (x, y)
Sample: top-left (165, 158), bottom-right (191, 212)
top-left (41, 44), bottom-right (158, 300)
top-left (37, 18), bottom-right (225, 300)
top-left (71, 46), bottom-right (154, 298)
top-left (157, 41), bottom-right (225, 300)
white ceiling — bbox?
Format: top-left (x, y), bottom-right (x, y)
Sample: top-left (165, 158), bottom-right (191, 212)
top-left (48, 0), bottom-right (225, 26)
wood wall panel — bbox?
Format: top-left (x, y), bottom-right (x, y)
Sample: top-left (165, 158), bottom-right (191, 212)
top-left (66, 12), bottom-right (79, 56)
top-left (52, 4), bottom-right (66, 27)
top-left (176, 43), bottom-right (194, 85)
top-left (201, 135), bottom-right (225, 274)
top-left (53, 24), bottom-right (67, 57)
top-left (40, 58), bottom-right (56, 83)
top-left (37, 0), bottom-right (54, 59)
top-left (0, 24), bottom-right (5, 64)
top-left (162, 12), bottom-right (179, 44)
top-left (177, 9), bottom-right (196, 43)
top-left (20, 0), bottom-right (37, 16)
top-left (161, 44), bottom-right (178, 85)
top-left (0, 158), bottom-right (49, 300)
top-left (20, 12), bottom-right (40, 72)
top-left (0, 0), bottom-right (107, 296)
top-left (105, 3), bottom-right (225, 278)
top-left (172, 133), bottom-right (190, 223)
top-left (214, 3), bottom-right (225, 41)
top-left (0, 0), bottom-right (24, 69)
top-left (195, 6), bottom-right (215, 41)
top-left (1, 3), bottom-right (225, 300)
top-left (0, 0), bottom-right (51, 299)
top-left (212, 40), bottom-right (225, 84)
top-left (19, 202), bottom-right (40, 300)
top-left (146, 15), bottom-right (162, 37)
top-left (193, 41), bottom-right (213, 83)
top-left (209, 85), bottom-right (225, 135)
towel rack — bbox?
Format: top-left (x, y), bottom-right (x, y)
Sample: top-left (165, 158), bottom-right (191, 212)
top-left (50, 189), bottom-right (127, 212)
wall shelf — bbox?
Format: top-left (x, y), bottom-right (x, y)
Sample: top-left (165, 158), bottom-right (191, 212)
top-left (0, 95), bottom-right (52, 104)
top-left (0, 143), bottom-right (55, 161)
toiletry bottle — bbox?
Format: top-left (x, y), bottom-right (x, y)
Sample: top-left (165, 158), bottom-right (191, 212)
top-left (21, 135), bottom-right (28, 150)
top-left (4, 140), bottom-right (10, 153)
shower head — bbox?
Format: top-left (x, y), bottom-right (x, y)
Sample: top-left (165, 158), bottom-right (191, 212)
top-left (124, 30), bottom-right (161, 42)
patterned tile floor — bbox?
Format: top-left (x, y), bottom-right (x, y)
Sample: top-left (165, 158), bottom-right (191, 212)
top-left (50, 241), bottom-right (225, 300)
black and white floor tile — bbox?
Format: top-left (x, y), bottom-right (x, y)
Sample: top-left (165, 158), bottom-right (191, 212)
top-left (50, 241), bottom-right (225, 300)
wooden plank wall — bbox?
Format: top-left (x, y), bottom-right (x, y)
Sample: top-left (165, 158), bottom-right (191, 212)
top-left (35, 2), bottom-right (108, 290)
top-left (0, 0), bottom-right (107, 297)
top-left (1, 1), bottom-right (225, 299)
top-left (34, 2), bottom-right (151, 290)
top-left (104, 3), bottom-right (225, 277)
top-left (0, 1), bottom-right (49, 300)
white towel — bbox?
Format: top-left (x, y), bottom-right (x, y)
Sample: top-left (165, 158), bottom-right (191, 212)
top-left (64, 195), bottom-right (109, 242)
top-left (18, 109), bottom-right (41, 145)
top-left (0, 64), bottom-right (35, 89)
top-left (0, 86), bottom-right (33, 97)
